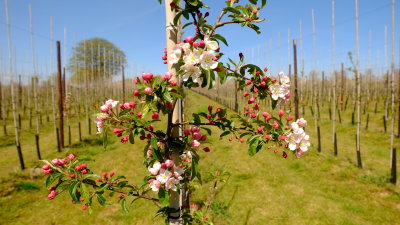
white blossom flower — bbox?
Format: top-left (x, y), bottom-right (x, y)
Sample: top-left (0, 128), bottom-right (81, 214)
top-left (149, 179), bottom-right (161, 192)
top-left (148, 161), bottom-right (161, 175)
top-left (200, 50), bottom-right (218, 70)
top-left (105, 99), bottom-right (119, 108)
top-left (169, 46), bottom-right (182, 65)
top-left (279, 72), bottom-right (290, 86)
top-left (165, 177), bottom-right (179, 191)
top-left (204, 36), bottom-right (219, 51)
top-left (183, 49), bottom-right (201, 65)
top-left (181, 64), bottom-right (201, 82)
top-left (156, 169), bottom-right (172, 184)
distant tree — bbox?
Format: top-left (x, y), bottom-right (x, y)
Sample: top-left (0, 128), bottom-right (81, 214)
top-left (68, 38), bottom-right (126, 83)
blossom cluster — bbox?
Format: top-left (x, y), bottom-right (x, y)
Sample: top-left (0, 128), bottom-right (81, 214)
top-left (184, 126), bottom-right (210, 152)
top-left (148, 161), bottom-right (185, 192)
top-left (270, 72), bottom-right (290, 102)
top-left (286, 118), bottom-right (310, 155)
top-left (169, 35), bottom-right (220, 84)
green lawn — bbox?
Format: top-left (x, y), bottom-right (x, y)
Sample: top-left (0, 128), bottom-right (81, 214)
top-left (0, 91), bottom-right (399, 225)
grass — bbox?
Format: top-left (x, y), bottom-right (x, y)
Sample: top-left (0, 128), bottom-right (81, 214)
top-left (0, 90), bottom-right (399, 225)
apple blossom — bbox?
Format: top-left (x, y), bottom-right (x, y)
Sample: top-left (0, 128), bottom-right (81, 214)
top-left (191, 140), bottom-right (201, 148)
top-left (200, 50), bottom-right (218, 70)
top-left (149, 179), bottom-right (161, 192)
top-left (156, 169), bottom-right (172, 184)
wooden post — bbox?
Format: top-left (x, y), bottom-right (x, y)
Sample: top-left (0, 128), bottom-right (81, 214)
top-left (57, 41), bottom-right (64, 148)
top-left (390, 148), bottom-right (397, 184)
top-left (355, 0), bottom-right (362, 168)
top-left (293, 40), bottom-right (299, 120)
top-left (165, 1), bottom-right (183, 223)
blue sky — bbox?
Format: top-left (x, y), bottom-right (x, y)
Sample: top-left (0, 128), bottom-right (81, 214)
top-left (0, 0), bottom-right (399, 82)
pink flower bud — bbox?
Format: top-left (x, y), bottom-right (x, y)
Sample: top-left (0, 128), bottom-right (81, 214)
top-left (193, 42), bottom-right (199, 47)
top-left (246, 80), bottom-right (252, 85)
top-left (203, 147), bottom-right (210, 152)
top-left (280, 136), bottom-right (287, 141)
top-left (192, 132), bottom-right (202, 140)
top-left (110, 172), bottom-right (115, 177)
top-left (51, 159), bottom-right (59, 165)
top-left (183, 129), bottom-right (190, 136)
top-left (75, 166), bottom-right (81, 171)
top-left (82, 204), bottom-right (87, 210)
top-left (81, 169), bottom-right (87, 174)
top-left (113, 128), bottom-right (124, 134)
top-left (191, 140), bottom-right (201, 148)
top-left (190, 126), bottom-right (200, 133)
top-left (152, 112), bottom-right (159, 120)
top-left (199, 40), bottom-right (205, 48)
top-left (42, 164), bottom-right (50, 170)
top-left (43, 169), bottom-right (52, 174)
top-left (169, 80), bottom-right (177, 86)
top-left (273, 121), bottom-right (279, 129)
top-left (141, 72), bottom-right (154, 81)
top-left (134, 90), bottom-right (140, 96)
top-left (200, 135), bottom-right (207, 141)
top-left (278, 110), bottom-right (284, 117)
top-left (185, 36), bottom-right (194, 44)
top-left (208, 105), bottom-right (213, 112)
top-left (165, 159), bottom-right (174, 168)
top-left (80, 164), bottom-right (87, 169)
top-left (262, 112), bottom-right (269, 118)
top-left (240, 139), bottom-right (244, 143)
top-left (248, 97), bottom-right (256, 104)
top-left (100, 105), bottom-right (109, 113)
top-left (70, 173), bottom-right (76, 178)
top-left (287, 116), bottom-right (294, 121)
top-left (144, 87), bottom-right (153, 95)
top-left (68, 154), bottom-right (75, 160)
top-left (120, 136), bottom-right (129, 143)
top-left (260, 81), bottom-right (266, 87)
top-left (274, 149), bottom-right (278, 153)
top-left (161, 163), bottom-right (167, 169)
top-left (47, 191), bottom-right (57, 200)
top-left (243, 92), bottom-right (249, 97)
top-left (265, 135), bottom-right (271, 140)
top-left (264, 67), bottom-right (268, 72)
top-left (254, 104), bottom-right (259, 111)
top-left (103, 172), bottom-right (108, 178)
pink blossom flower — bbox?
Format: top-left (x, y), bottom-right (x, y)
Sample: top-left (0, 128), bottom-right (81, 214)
top-left (149, 179), bottom-right (161, 192)
top-left (165, 159), bottom-right (174, 168)
top-left (296, 118), bottom-right (307, 127)
top-left (68, 154), bottom-right (75, 160)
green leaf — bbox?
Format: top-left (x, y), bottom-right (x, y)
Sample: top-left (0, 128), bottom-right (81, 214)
top-left (158, 188), bottom-right (169, 206)
top-left (223, 6), bottom-right (241, 15)
top-left (220, 130), bottom-right (231, 138)
top-left (69, 181), bottom-right (80, 203)
top-left (129, 132), bottom-right (135, 144)
top-left (208, 70), bottom-right (215, 89)
top-left (81, 183), bottom-right (90, 203)
top-left (45, 173), bottom-right (63, 188)
top-left (97, 194), bottom-right (110, 206)
top-left (151, 138), bottom-right (163, 161)
top-left (121, 198), bottom-right (129, 213)
top-left (247, 134), bottom-right (260, 144)
top-left (248, 138), bottom-right (260, 156)
top-left (163, 91), bottom-right (173, 103)
top-left (262, 0), bottom-right (267, 7)
top-left (202, 127), bottom-right (212, 135)
top-left (173, 11), bottom-right (184, 26)
top-left (212, 34), bottom-right (229, 46)
top-left (249, 0), bottom-right (258, 4)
